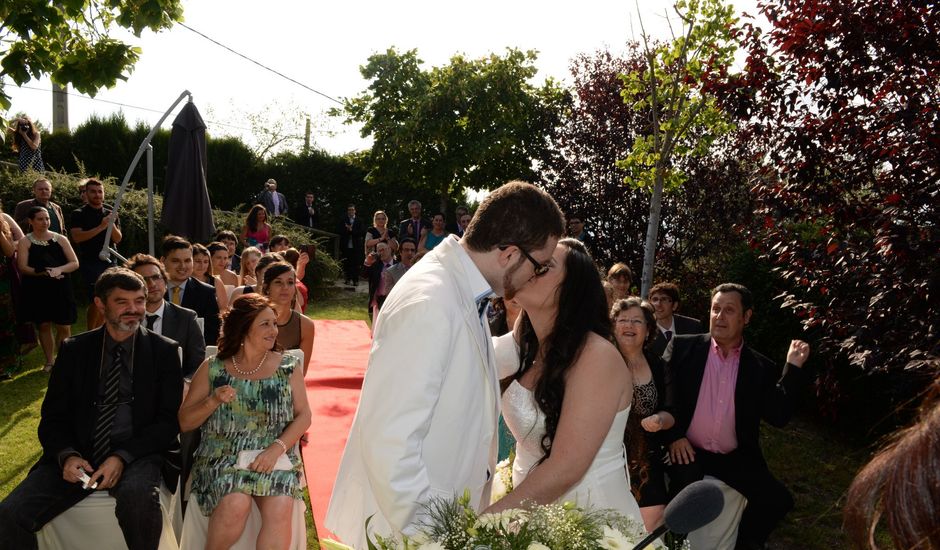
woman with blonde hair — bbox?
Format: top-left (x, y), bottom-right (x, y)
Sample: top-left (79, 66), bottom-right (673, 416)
top-left (238, 246), bottom-right (262, 287)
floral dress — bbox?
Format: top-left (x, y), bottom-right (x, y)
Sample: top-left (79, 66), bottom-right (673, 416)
top-left (191, 353), bottom-right (304, 514)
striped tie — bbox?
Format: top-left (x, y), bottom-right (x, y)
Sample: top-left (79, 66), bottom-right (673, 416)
top-left (92, 346), bottom-right (124, 466)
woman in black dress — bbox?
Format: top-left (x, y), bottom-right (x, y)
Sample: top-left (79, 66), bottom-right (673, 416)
top-left (17, 206), bottom-right (79, 371)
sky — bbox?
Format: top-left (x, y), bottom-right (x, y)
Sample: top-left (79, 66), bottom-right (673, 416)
top-left (4, 0), bottom-right (762, 156)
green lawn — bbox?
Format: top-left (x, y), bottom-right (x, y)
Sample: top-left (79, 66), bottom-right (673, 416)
top-left (0, 292), bottom-right (874, 549)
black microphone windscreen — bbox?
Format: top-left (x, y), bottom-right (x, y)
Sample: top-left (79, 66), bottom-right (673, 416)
top-left (663, 480), bottom-right (725, 534)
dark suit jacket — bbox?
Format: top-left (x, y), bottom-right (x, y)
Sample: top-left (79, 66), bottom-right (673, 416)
top-left (160, 301), bottom-right (206, 379)
top-left (662, 334), bottom-right (807, 463)
top-left (292, 202), bottom-right (320, 229)
top-left (37, 326), bottom-right (183, 470)
top-left (13, 198), bottom-right (65, 233)
top-left (398, 217), bottom-right (431, 242)
top-left (258, 190), bottom-right (289, 217)
top-left (651, 314), bottom-right (706, 358)
top-left (166, 277), bottom-right (220, 345)
top-left (337, 217), bottom-right (366, 253)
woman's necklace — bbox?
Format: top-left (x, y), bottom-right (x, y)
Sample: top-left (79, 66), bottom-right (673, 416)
top-left (232, 349), bottom-right (268, 376)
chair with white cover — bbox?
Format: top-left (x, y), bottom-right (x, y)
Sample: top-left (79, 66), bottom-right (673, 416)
top-left (686, 476), bottom-right (748, 550)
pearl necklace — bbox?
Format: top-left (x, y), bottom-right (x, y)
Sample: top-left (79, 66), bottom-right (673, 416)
top-left (232, 349), bottom-right (268, 376)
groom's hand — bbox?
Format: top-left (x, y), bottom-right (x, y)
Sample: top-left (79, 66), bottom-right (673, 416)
top-left (669, 437), bottom-right (696, 465)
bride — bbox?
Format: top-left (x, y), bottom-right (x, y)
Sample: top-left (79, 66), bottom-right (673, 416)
top-left (487, 238), bottom-right (642, 523)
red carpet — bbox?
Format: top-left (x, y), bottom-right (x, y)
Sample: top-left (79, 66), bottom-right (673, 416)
top-left (302, 319), bottom-right (372, 543)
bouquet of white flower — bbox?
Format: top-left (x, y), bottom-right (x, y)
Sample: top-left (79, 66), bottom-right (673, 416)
top-left (322, 490), bottom-right (670, 550)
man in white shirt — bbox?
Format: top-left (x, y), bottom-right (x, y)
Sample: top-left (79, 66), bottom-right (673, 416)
top-left (326, 181), bottom-right (566, 547)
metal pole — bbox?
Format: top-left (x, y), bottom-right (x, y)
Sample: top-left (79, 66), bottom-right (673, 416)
top-left (147, 144), bottom-right (155, 256)
top-left (99, 90), bottom-right (192, 261)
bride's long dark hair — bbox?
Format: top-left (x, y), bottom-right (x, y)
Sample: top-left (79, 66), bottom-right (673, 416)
top-left (514, 238), bottom-right (613, 463)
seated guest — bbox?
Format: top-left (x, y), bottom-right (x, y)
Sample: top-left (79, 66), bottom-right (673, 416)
top-left (214, 230), bottom-right (241, 274)
top-left (282, 248), bottom-right (310, 311)
top-left (363, 241), bottom-right (395, 320)
top-left (192, 243), bottom-right (229, 312)
top-left (230, 252), bottom-right (286, 303)
top-left (611, 297), bottom-right (675, 533)
top-left (383, 237), bottom-right (416, 295)
top-left (208, 241), bottom-right (239, 288)
top-left (127, 253), bottom-right (206, 379)
top-left (269, 234), bottom-right (290, 253)
top-left (663, 283), bottom-right (811, 550)
top-left (365, 210), bottom-right (399, 254)
top-left (161, 235), bottom-right (220, 346)
top-left (649, 281), bottom-right (706, 358)
top-left (179, 294), bottom-right (311, 550)
top-left (0, 268), bottom-right (183, 550)
top-left (603, 262), bottom-right (633, 308)
top-left (261, 262), bottom-right (314, 375)
top-left (417, 212), bottom-right (449, 254)
top-left (17, 206), bottom-right (79, 371)
top-left (238, 246), bottom-right (262, 287)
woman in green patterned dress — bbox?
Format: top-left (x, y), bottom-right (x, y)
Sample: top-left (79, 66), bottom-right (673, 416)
top-left (179, 293), bottom-right (311, 550)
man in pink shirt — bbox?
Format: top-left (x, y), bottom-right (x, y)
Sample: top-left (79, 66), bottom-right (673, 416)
top-left (662, 283), bottom-right (811, 550)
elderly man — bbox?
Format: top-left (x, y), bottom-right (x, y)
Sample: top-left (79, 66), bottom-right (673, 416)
top-left (0, 268), bottom-right (182, 550)
top-left (663, 283), bottom-right (811, 550)
top-left (398, 199), bottom-right (431, 242)
top-left (14, 178), bottom-right (66, 234)
top-left (257, 178), bottom-right (288, 217)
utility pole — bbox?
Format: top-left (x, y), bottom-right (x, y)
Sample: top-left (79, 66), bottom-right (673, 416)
top-left (52, 83), bottom-right (69, 132)
top-left (303, 116), bottom-right (311, 154)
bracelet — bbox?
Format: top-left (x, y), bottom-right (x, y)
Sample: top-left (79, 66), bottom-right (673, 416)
top-left (273, 438), bottom-right (288, 454)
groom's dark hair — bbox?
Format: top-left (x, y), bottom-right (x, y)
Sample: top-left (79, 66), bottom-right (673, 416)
top-left (462, 181), bottom-right (564, 253)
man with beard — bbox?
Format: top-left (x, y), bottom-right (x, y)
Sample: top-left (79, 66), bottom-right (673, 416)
top-left (0, 268), bottom-right (183, 550)
top-left (70, 178), bottom-right (122, 330)
top-left (327, 181), bottom-right (565, 547)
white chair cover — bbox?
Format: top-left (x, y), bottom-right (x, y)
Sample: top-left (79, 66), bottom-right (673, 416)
top-left (37, 486), bottom-right (179, 550)
top-left (686, 476), bottom-right (747, 550)
top-left (178, 495), bottom-right (306, 550)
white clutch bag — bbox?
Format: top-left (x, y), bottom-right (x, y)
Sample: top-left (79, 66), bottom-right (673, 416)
top-left (235, 449), bottom-right (293, 471)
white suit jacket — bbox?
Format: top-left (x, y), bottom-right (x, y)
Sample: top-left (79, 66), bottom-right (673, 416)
top-left (325, 237), bottom-right (500, 548)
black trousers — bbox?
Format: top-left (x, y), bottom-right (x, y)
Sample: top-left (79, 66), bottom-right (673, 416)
top-left (668, 448), bottom-right (793, 548)
top-left (341, 247), bottom-right (362, 283)
top-left (0, 454), bottom-right (165, 550)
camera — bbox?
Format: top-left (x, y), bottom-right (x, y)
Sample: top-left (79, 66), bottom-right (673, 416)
top-left (19, 123), bottom-right (30, 132)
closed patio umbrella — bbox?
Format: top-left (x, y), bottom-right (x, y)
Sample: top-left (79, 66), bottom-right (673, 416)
top-left (161, 101), bottom-right (215, 242)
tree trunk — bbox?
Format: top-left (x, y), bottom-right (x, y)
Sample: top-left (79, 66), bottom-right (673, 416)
top-left (640, 169), bottom-right (665, 298)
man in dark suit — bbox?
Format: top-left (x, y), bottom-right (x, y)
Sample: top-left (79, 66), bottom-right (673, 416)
top-left (649, 282), bottom-right (706, 358)
top-left (127, 253), bottom-right (206, 379)
top-left (662, 283), bottom-right (811, 550)
top-left (397, 199), bottom-right (431, 243)
top-left (337, 204), bottom-right (366, 287)
top-left (13, 177), bottom-right (66, 234)
top-left (363, 241), bottom-right (396, 320)
top-left (0, 268), bottom-right (183, 550)
top-left (292, 190), bottom-right (320, 230)
top-left (257, 178), bottom-right (289, 217)
top-left (160, 235), bottom-right (220, 345)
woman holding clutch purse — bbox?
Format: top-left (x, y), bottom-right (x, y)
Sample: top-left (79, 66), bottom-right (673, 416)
top-left (179, 294), bottom-right (311, 550)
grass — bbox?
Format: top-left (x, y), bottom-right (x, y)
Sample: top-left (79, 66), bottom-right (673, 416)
top-left (0, 294), bottom-right (879, 549)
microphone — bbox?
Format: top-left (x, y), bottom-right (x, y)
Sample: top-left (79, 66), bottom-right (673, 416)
top-left (629, 480), bottom-right (725, 550)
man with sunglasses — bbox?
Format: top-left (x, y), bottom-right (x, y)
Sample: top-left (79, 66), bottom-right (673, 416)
top-left (327, 181), bottom-right (565, 547)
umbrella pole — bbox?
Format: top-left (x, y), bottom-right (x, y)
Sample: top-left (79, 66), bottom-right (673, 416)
top-left (147, 144), bottom-right (155, 256)
top-left (98, 90), bottom-right (192, 261)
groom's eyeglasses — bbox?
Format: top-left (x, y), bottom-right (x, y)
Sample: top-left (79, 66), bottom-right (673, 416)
top-left (499, 244), bottom-right (551, 277)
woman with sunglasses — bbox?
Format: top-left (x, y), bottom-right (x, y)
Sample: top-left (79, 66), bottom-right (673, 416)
top-left (486, 238), bottom-right (642, 527)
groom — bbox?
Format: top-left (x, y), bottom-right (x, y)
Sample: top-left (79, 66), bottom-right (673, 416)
top-left (326, 181), bottom-right (565, 547)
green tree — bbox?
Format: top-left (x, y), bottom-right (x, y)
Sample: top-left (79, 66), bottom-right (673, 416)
top-left (0, 0), bottom-right (183, 112)
top-left (619, 0), bottom-right (738, 296)
top-left (337, 47), bottom-right (569, 211)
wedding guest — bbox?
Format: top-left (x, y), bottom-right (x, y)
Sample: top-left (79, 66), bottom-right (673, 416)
top-left (417, 213), bottom-right (449, 254)
top-left (566, 213), bottom-right (593, 251)
top-left (649, 282), bottom-right (705, 358)
top-left (209, 241), bottom-right (239, 287)
top-left (215, 230), bottom-right (241, 274)
top-left (161, 235), bottom-right (220, 346)
top-left (14, 178), bottom-right (65, 235)
top-left (292, 191), bottom-right (319, 229)
top-left (0, 204), bottom-right (21, 380)
top-left (18, 207), bottom-right (79, 371)
top-left (269, 235), bottom-right (290, 253)
top-left (611, 297), bottom-right (674, 532)
top-left (448, 205), bottom-right (469, 237)
top-left (192, 243), bottom-right (229, 312)
top-left (179, 294), bottom-right (310, 550)
top-left (487, 297), bottom-right (522, 338)
top-left (7, 115), bottom-right (44, 172)
top-left (281, 248), bottom-right (310, 312)
top-left (397, 199), bottom-right (430, 243)
top-left (604, 262), bottom-right (633, 308)
top-left (238, 246), bottom-right (262, 287)
top-left (0, 268), bottom-right (183, 550)
top-left (455, 211), bottom-right (472, 239)
top-left (363, 241), bottom-right (395, 320)
top-left (663, 283), bottom-right (812, 550)
top-left (241, 205), bottom-right (272, 252)
top-left (337, 204), bottom-right (365, 287)
top-left (365, 210), bottom-right (399, 254)
top-left (843, 381), bottom-right (940, 550)
top-left (230, 252), bottom-right (286, 303)
top-left (261, 262), bottom-right (314, 375)
top-left (382, 237), bottom-right (416, 294)
top-left (256, 178), bottom-right (288, 218)
top-left (70, 178), bottom-right (121, 330)
top-left (486, 238), bottom-right (642, 531)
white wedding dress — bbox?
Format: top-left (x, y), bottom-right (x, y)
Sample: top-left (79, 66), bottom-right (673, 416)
top-left (502, 379), bottom-right (643, 523)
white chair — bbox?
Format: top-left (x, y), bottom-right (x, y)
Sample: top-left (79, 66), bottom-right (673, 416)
top-left (37, 486), bottom-right (180, 550)
top-left (686, 476), bottom-right (747, 550)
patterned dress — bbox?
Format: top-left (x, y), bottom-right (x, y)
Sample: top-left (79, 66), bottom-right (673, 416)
top-left (191, 353), bottom-right (304, 515)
